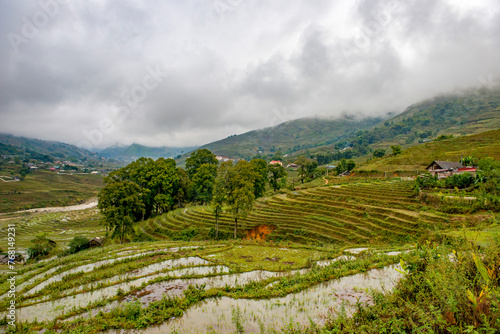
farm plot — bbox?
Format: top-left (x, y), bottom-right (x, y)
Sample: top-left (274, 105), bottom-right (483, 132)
top-left (0, 242), bottom-right (408, 333)
top-left (0, 207), bottom-right (105, 250)
top-left (139, 181), bottom-right (449, 245)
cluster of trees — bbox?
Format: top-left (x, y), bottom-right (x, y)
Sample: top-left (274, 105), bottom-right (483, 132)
top-left (334, 159), bottom-right (356, 175)
top-left (295, 156), bottom-right (318, 183)
top-left (98, 149), bottom-right (288, 242)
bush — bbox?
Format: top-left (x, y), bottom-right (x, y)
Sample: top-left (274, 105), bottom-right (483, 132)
top-left (67, 236), bottom-right (90, 254)
top-left (442, 172), bottom-right (475, 189)
top-left (173, 227), bottom-right (198, 241)
top-left (27, 235), bottom-right (56, 260)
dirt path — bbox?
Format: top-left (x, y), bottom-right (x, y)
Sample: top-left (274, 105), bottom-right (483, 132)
top-left (0, 175), bottom-right (19, 182)
top-left (10, 198), bottom-right (98, 214)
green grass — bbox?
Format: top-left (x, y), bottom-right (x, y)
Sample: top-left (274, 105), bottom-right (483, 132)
top-left (358, 128), bottom-right (500, 172)
top-left (446, 223), bottom-right (500, 247)
top-left (205, 244), bottom-right (329, 271)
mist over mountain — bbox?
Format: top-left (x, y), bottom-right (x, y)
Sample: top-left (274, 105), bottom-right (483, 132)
top-left (1, 1), bottom-right (499, 149)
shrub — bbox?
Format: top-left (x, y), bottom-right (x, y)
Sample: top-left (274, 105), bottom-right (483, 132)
top-left (67, 236), bottom-right (90, 254)
top-left (173, 227), bottom-right (198, 241)
top-left (27, 235), bottom-right (56, 260)
top-left (442, 173), bottom-right (475, 189)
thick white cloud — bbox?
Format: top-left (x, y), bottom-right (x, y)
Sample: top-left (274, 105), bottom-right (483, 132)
top-left (0, 0), bottom-right (499, 148)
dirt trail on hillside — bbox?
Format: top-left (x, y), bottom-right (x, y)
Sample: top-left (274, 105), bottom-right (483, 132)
top-left (10, 198), bottom-right (98, 214)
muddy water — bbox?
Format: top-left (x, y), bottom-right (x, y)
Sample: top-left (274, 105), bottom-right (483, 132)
top-left (132, 269), bottom-right (301, 307)
top-left (344, 247), bottom-right (369, 254)
top-left (25, 258), bottom-right (122, 295)
top-left (316, 255), bottom-right (355, 267)
top-left (24, 253), bottom-right (205, 296)
top-left (16, 264), bottom-right (230, 323)
top-left (54, 257), bottom-right (215, 299)
top-left (22, 257), bottom-right (215, 304)
top-left (63, 268), bottom-right (307, 322)
top-left (121, 265), bottom-right (402, 334)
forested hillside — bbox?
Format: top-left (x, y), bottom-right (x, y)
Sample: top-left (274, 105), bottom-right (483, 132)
top-left (181, 87), bottom-right (500, 166)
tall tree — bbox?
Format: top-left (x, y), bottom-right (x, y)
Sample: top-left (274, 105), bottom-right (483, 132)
top-left (226, 160), bottom-right (256, 238)
top-left (174, 168), bottom-right (190, 208)
top-left (250, 158), bottom-right (268, 198)
top-left (185, 149), bottom-right (218, 178)
top-left (150, 158), bottom-right (180, 214)
top-left (335, 159), bottom-right (356, 175)
top-left (391, 145), bottom-right (402, 156)
top-left (212, 161), bottom-right (231, 239)
top-left (98, 181), bottom-right (145, 243)
top-left (295, 156), bottom-right (314, 183)
top-left (268, 163), bottom-right (287, 193)
top-left (191, 163), bottom-right (218, 204)
top-left (100, 157), bottom-right (180, 222)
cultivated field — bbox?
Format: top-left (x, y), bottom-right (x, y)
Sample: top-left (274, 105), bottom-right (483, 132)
top-left (139, 180), bottom-right (449, 245)
top-left (0, 169), bottom-right (104, 213)
top-left (0, 179), bottom-right (498, 333)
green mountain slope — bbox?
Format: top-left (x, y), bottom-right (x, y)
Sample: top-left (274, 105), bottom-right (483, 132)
top-left (0, 133), bottom-right (99, 162)
top-left (177, 87), bottom-right (500, 164)
top-left (357, 129), bottom-right (500, 172)
top-left (197, 116), bottom-right (382, 160)
top-left (285, 87), bottom-right (500, 164)
top-left (99, 143), bottom-right (196, 162)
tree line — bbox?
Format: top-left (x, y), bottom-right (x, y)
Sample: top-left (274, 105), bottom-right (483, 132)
top-left (98, 149), bottom-right (288, 242)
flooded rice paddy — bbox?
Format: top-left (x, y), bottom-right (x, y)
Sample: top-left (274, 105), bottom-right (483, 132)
top-left (112, 265), bottom-right (402, 334)
top-left (0, 243), bottom-right (411, 333)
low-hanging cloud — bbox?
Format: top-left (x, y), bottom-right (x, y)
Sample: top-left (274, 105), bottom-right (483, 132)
top-left (0, 0), bottom-right (499, 149)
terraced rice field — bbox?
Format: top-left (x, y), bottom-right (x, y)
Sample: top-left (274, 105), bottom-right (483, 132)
top-left (0, 241), bottom-right (408, 333)
top-left (0, 207), bottom-right (105, 250)
top-left (140, 181), bottom-right (449, 245)
top-left (0, 180), bottom-right (461, 332)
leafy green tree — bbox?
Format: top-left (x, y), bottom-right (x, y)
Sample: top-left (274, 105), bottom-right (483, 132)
top-left (226, 161), bottom-right (257, 238)
top-left (306, 160), bottom-right (318, 178)
top-left (185, 149), bottom-right (218, 177)
top-left (391, 145), bottom-right (402, 156)
top-left (295, 156), bottom-right (318, 183)
top-left (271, 150), bottom-right (283, 161)
top-left (250, 158), bottom-right (268, 198)
top-left (476, 158), bottom-right (500, 196)
top-left (268, 163), bottom-right (287, 193)
top-left (173, 168), bottom-right (190, 208)
top-left (68, 236), bottom-right (90, 254)
top-left (98, 181), bottom-right (145, 243)
top-left (335, 159), bottom-right (356, 175)
top-left (373, 149), bottom-right (386, 158)
top-left (462, 156), bottom-right (475, 166)
top-left (212, 161), bottom-right (231, 239)
top-left (104, 157), bottom-right (179, 219)
top-left (191, 164), bottom-right (218, 204)
top-left (27, 235), bottom-right (56, 260)
top-left (295, 156), bottom-right (311, 184)
top-left (150, 158), bottom-right (180, 214)
top-left (19, 163), bottom-right (30, 181)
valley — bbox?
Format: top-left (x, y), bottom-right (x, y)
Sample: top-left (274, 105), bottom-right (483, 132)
top-left (0, 89), bottom-right (499, 333)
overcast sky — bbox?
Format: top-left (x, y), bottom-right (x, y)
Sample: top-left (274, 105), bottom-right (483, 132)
top-left (1, 0), bottom-right (499, 149)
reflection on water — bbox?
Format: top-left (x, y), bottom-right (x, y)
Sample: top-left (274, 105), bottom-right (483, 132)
top-left (113, 265), bottom-right (402, 334)
top-left (344, 247), bottom-right (369, 254)
top-left (16, 263), bottom-right (229, 323)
